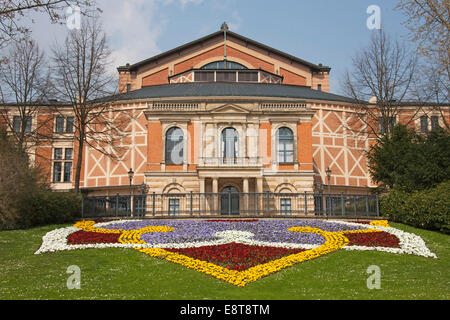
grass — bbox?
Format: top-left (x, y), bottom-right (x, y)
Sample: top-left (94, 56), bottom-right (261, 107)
top-left (0, 222), bottom-right (448, 300)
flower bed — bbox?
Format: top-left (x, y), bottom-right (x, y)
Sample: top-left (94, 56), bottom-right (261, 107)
top-left (35, 219), bottom-right (437, 286)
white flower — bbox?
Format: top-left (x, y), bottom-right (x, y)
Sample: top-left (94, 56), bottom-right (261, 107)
top-left (34, 220), bottom-right (437, 259)
top-left (330, 220), bottom-right (437, 258)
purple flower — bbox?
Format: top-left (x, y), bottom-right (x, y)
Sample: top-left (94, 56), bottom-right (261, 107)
top-left (100, 219), bottom-right (368, 246)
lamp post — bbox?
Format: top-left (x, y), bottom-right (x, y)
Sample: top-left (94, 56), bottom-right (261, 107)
top-left (325, 167), bottom-right (331, 216)
top-left (128, 168), bottom-right (134, 216)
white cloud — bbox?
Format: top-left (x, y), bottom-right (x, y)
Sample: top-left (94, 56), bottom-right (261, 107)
top-left (98, 0), bottom-right (205, 72)
top-left (99, 0), bottom-right (165, 70)
top-left (228, 11), bottom-right (242, 31)
top-left (162, 0), bottom-right (204, 7)
top-left (180, 0), bottom-right (204, 7)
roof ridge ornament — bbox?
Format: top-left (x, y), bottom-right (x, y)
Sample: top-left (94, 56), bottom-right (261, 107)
top-left (220, 22), bottom-right (229, 31)
top-left (221, 22), bottom-right (228, 68)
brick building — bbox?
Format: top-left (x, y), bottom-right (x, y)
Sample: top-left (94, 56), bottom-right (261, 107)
top-left (2, 25), bottom-right (448, 216)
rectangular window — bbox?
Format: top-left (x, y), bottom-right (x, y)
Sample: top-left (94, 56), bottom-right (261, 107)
top-left (65, 148), bottom-right (73, 160)
top-left (238, 71), bottom-right (258, 82)
top-left (194, 71), bottom-right (214, 82)
top-left (55, 116), bottom-right (64, 133)
top-left (63, 162), bottom-right (72, 182)
top-left (54, 148), bottom-right (63, 160)
top-left (317, 84), bottom-right (322, 91)
top-left (280, 198), bottom-right (292, 215)
top-left (13, 116), bottom-right (21, 133)
top-left (378, 117), bottom-right (396, 134)
top-left (420, 116), bottom-right (428, 132)
top-left (53, 162), bottom-right (62, 182)
top-left (12, 116), bottom-right (31, 133)
top-left (25, 116), bottom-right (32, 133)
top-left (53, 148), bottom-right (73, 183)
top-left (431, 116), bottom-right (440, 130)
top-left (168, 199), bottom-right (180, 216)
top-left (278, 142), bottom-right (294, 163)
top-left (66, 117), bottom-right (74, 133)
top-left (216, 71), bottom-right (236, 82)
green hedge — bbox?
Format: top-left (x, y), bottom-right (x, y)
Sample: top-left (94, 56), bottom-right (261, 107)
top-left (14, 191), bottom-right (81, 229)
top-left (380, 181), bottom-right (450, 234)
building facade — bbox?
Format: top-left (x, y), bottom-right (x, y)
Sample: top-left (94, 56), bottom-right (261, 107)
top-left (1, 25), bottom-right (449, 216)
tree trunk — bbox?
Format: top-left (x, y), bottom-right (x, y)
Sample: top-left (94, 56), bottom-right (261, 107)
top-left (74, 136), bottom-right (84, 196)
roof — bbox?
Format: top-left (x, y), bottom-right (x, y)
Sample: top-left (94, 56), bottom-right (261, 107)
top-left (108, 82), bottom-right (355, 103)
top-left (117, 29), bottom-right (331, 73)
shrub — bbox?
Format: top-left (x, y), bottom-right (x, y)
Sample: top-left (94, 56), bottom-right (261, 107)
top-left (15, 191), bottom-right (81, 229)
top-left (0, 129), bottom-right (48, 230)
top-left (368, 125), bottom-right (450, 193)
top-left (380, 181), bottom-right (450, 233)
top-left (0, 129), bottom-right (81, 230)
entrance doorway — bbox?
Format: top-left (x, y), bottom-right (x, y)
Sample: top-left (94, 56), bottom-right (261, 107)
top-left (220, 186), bottom-right (240, 215)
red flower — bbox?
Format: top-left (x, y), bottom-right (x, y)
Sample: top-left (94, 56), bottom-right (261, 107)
top-left (166, 243), bottom-right (305, 271)
top-left (346, 231), bottom-right (400, 248)
top-left (353, 220), bottom-right (372, 225)
top-left (67, 230), bottom-right (120, 245)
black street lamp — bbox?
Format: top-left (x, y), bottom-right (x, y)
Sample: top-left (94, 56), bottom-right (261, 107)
top-left (128, 168), bottom-right (134, 215)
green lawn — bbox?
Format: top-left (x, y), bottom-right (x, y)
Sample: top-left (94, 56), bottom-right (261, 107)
top-left (0, 222), bottom-right (448, 300)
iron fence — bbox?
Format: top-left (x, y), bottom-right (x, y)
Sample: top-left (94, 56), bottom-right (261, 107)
top-left (81, 194), bottom-right (147, 218)
top-left (81, 192), bottom-right (379, 218)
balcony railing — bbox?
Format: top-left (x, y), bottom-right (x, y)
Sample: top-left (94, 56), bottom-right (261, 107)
top-left (199, 157), bottom-right (262, 166)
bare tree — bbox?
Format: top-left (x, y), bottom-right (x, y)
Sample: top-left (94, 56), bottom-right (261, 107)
top-left (0, 37), bottom-right (53, 153)
top-left (51, 18), bottom-right (125, 195)
top-left (396, 0), bottom-right (450, 130)
top-left (343, 30), bottom-right (418, 138)
top-left (0, 0), bottom-right (99, 50)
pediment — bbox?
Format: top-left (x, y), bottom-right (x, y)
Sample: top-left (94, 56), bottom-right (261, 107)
top-left (210, 104), bottom-right (250, 114)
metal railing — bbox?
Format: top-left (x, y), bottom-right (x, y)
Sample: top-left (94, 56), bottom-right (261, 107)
top-left (81, 194), bottom-right (147, 218)
top-left (81, 192), bottom-right (379, 218)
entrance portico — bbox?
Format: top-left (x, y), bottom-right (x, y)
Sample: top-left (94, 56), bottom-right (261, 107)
top-left (197, 164), bottom-right (264, 215)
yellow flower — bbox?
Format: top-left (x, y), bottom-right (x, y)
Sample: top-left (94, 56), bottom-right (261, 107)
top-left (370, 220), bottom-right (391, 228)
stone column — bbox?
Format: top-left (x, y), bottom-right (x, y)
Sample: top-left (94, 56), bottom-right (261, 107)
top-left (199, 178), bottom-right (205, 215)
top-left (257, 177), bottom-right (264, 216)
top-left (243, 178), bottom-right (249, 215)
top-left (212, 178), bottom-right (219, 214)
top-left (257, 177), bottom-right (263, 193)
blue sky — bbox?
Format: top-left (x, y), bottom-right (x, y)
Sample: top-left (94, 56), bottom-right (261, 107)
top-left (25, 0), bottom-right (413, 95)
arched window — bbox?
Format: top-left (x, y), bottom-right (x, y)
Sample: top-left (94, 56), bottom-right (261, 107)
top-left (165, 127), bottom-right (184, 165)
top-left (221, 127), bottom-right (238, 163)
top-left (277, 127), bottom-right (294, 163)
top-left (200, 60), bottom-right (247, 70)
